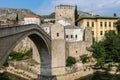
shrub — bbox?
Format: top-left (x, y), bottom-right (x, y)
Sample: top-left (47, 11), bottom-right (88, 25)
top-left (66, 56), bottom-right (76, 67)
top-left (9, 48), bottom-right (32, 61)
top-left (80, 55), bottom-right (89, 64)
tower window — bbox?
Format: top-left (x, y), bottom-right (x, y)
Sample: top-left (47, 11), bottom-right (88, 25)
top-left (66, 35), bottom-right (68, 38)
top-left (71, 35), bottom-right (73, 38)
top-left (57, 33), bottom-right (59, 37)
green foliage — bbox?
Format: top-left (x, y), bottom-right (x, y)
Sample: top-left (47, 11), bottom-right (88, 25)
top-left (107, 63), bottom-right (113, 71)
top-left (96, 57), bottom-right (105, 68)
top-left (104, 30), bottom-right (120, 62)
top-left (92, 41), bottom-right (106, 59)
top-left (66, 56), bottom-right (76, 67)
top-left (75, 5), bottom-right (79, 26)
top-left (49, 20), bottom-right (55, 23)
top-left (116, 64), bottom-right (120, 73)
top-left (15, 14), bottom-right (19, 24)
top-left (0, 72), bottom-right (26, 80)
top-left (3, 58), bottom-right (9, 67)
top-left (80, 55), bottom-right (89, 64)
top-left (92, 30), bottom-right (120, 67)
top-left (9, 49), bottom-right (32, 61)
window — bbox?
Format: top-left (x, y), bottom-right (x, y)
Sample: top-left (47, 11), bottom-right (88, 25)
top-left (100, 22), bottom-right (103, 27)
top-left (113, 22), bottom-right (116, 27)
top-left (105, 31), bottom-right (107, 34)
top-left (75, 35), bottom-right (77, 38)
top-left (105, 22), bottom-right (107, 27)
top-left (57, 33), bottom-right (59, 37)
top-left (100, 31), bottom-right (103, 35)
top-left (92, 31), bottom-right (94, 35)
top-left (76, 51), bottom-right (77, 53)
top-left (92, 22), bottom-right (94, 27)
top-left (66, 35), bottom-right (68, 38)
top-left (87, 22), bottom-right (89, 27)
top-left (71, 35), bottom-right (73, 38)
top-left (109, 22), bottom-right (111, 27)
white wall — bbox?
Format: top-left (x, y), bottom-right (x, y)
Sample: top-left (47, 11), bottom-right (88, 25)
top-left (24, 18), bottom-right (40, 25)
top-left (42, 27), bottom-right (50, 34)
top-left (65, 28), bottom-right (83, 42)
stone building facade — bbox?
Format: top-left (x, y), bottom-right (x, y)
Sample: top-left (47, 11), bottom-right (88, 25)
top-left (51, 23), bottom-right (92, 61)
top-left (65, 25), bottom-right (83, 42)
top-left (24, 15), bottom-right (40, 25)
top-left (51, 23), bottom-right (66, 75)
top-left (65, 27), bottom-right (92, 60)
top-left (55, 5), bottom-right (75, 25)
top-left (77, 16), bottom-right (118, 41)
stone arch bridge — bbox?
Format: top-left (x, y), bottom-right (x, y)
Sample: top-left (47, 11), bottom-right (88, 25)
top-left (0, 24), bottom-right (66, 77)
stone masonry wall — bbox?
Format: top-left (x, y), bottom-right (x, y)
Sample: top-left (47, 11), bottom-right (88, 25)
top-left (66, 41), bottom-right (91, 60)
top-left (55, 5), bottom-right (75, 25)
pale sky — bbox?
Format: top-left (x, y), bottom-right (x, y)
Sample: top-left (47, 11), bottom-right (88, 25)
top-left (0, 0), bottom-right (120, 16)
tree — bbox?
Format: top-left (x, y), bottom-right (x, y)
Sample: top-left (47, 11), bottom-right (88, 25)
top-left (66, 56), bottom-right (76, 67)
top-left (75, 5), bottom-right (79, 25)
top-left (92, 41), bottom-right (106, 59)
top-left (16, 14), bottom-right (19, 24)
top-left (91, 41), bottom-right (106, 67)
top-left (104, 30), bottom-right (120, 62)
top-left (116, 64), bottom-right (120, 73)
top-left (92, 30), bottom-right (120, 68)
top-left (80, 55), bottom-right (89, 64)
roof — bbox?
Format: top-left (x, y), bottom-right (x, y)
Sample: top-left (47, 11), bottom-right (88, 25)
top-left (76, 16), bottom-right (119, 22)
top-left (24, 15), bottom-right (39, 18)
top-left (65, 25), bottom-right (80, 29)
top-left (56, 4), bottom-right (74, 7)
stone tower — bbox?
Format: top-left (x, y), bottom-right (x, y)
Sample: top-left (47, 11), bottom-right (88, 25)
top-left (84, 27), bottom-right (92, 45)
top-left (51, 23), bottom-right (66, 75)
top-left (55, 4), bottom-right (75, 25)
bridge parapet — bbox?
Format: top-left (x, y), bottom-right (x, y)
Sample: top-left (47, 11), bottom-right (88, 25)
top-left (0, 24), bottom-right (51, 40)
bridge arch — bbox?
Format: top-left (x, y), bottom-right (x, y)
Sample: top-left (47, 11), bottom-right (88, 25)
top-left (0, 24), bottom-right (51, 75)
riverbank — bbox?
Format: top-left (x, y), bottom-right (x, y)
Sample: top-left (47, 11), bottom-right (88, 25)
top-left (0, 66), bottom-right (37, 80)
top-left (56, 69), bottom-right (94, 80)
top-left (76, 71), bottom-right (120, 80)
top-left (0, 72), bottom-right (27, 80)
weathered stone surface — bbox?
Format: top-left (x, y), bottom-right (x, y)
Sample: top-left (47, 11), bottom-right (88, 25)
top-left (51, 23), bottom-right (66, 75)
top-left (13, 37), bottom-right (32, 52)
top-left (55, 5), bottom-right (75, 25)
top-left (66, 41), bottom-right (91, 60)
top-left (0, 24), bottom-right (51, 76)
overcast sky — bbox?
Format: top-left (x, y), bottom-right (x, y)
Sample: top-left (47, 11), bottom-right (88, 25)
top-left (0, 0), bottom-right (120, 16)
